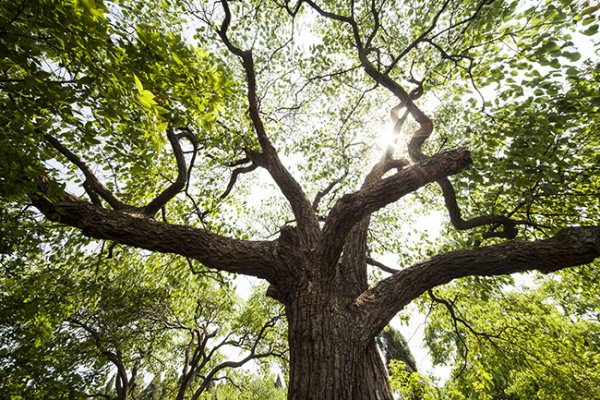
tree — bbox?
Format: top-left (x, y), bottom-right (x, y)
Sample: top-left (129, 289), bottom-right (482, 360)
top-left (378, 327), bottom-right (439, 400)
top-left (425, 269), bottom-right (600, 399)
top-left (1, 0), bottom-right (599, 398)
top-left (210, 369), bottom-right (288, 400)
top-left (377, 326), bottom-right (418, 374)
top-left (0, 226), bottom-right (286, 399)
top-left (389, 360), bottom-right (440, 400)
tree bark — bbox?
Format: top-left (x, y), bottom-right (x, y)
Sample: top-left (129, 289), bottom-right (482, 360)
top-left (356, 226), bottom-right (600, 339)
top-left (30, 184), bottom-right (279, 280)
top-left (286, 290), bottom-right (393, 400)
top-left (319, 148), bottom-right (472, 268)
top-left (33, 177), bottom-right (600, 400)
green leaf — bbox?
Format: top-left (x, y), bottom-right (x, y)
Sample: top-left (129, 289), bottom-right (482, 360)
top-left (563, 51), bottom-right (581, 62)
top-left (582, 24), bottom-right (599, 36)
top-left (134, 74), bottom-right (144, 92)
top-left (156, 121), bottom-right (168, 131)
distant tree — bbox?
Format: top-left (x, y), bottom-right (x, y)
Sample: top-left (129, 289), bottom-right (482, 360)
top-left (211, 370), bottom-right (287, 400)
top-left (426, 269), bottom-right (600, 399)
top-left (1, 0), bottom-right (599, 398)
top-left (0, 235), bottom-right (286, 399)
top-left (378, 326), bottom-right (418, 373)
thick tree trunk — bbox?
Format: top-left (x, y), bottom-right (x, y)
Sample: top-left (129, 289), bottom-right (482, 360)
top-left (286, 292), bottom-right (393, 400)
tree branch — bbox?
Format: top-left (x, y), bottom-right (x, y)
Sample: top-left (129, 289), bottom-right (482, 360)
top-left (372, 3), bottom-right (526, 239)
top-left (44, 134), bottom-right (129, 210)
top-left (428, 289), bottom-right (500, 339)
top-left (437, 177), bottom-right (536, 238)
top-left (302, 0), bottom-right (357, 28)
top-left (298, 0), bottom-right (535, 257)
top-left (67, 317), bottom-right (131, 399)
top-left (217, 0), bottom-right (319, 236)
top-left (220, 162), bottom-right (258, 200)
top-left (366, 256), bottom-right (399, 274)
top-left (384, 0), bottom-right (453, 73)
top-left (356, 226), bottom-right (600, 341)
top-left (144, 127), bottom-right (191, 217)
top-left (319, 148), bottom-right (472, 268)
top-left (359, 21), bottom-right (531, 239)
top-left (31, 178), bottom-right (280, 281)
top-left (178, 127), bottom-right (200, 192)
top-left (189, 315), bottom-right (283, 400)
top-left (312, 168), bottom-right (348, 211)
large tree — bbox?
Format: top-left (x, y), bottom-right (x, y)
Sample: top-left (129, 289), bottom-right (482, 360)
top-left (1, 0), bottom-right (599, 398)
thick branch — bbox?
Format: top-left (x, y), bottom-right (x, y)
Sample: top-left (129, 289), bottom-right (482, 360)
top-left (319, 148), bottom-right (472, 267)
top-left (365, 34), bottom-right (528, 238)
top-left (334, 105), bottom-right (409, 295)
top-left (31, 182), bottom-right (279, 281)
top-left (303, 0), bottom-right (530, 251)
top-left (359, 2), bottom-right (525, 238)
top-left (357, 226), bottom-right (600, 340)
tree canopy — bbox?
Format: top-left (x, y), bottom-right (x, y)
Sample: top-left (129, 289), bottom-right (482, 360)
top-left (1, 0), bottom-right (599, 398)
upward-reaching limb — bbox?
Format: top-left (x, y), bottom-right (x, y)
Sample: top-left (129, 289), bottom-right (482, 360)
top-left (303, 0), bottom-right (538, 243)
top-left (44, 133), bottom-right (129, 210)
top-left (45, 127), bottom-right (201, 218)
top-left (318, 149), bottom-right (472, 269)
top-left (216, 0), bottom-right (319, 237)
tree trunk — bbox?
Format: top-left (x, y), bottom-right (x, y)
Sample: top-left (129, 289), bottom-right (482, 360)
top-left (285, 292), bottom-right (393, 400)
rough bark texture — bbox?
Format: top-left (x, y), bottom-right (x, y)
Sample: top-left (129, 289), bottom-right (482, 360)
top-left (31, 189), bottom-right (279, 280)
top-left (356, 226), bottom-right (600, 340)
top-left (319, 148), bottom-right (472, 268)
top-left (31, 162), bottom-right (600, 400)
top-left (286, 288), bottom-right (394, 400)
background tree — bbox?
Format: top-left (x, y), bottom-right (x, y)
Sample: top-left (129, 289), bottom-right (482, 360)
top-left (425, 268), bottom-right (600, 399)
top-left (0, 224), bottom-right (286, 399)
top-left (377, 326), bottom-right (418, 374)
top-left (1, 0), bottom-right (599, 399)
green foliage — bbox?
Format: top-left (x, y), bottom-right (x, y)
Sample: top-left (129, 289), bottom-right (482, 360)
top-left (378, 325), bottom-right (418, 373)
top-left (389, 360), bottom-right (440, 400)
top-left (1, 0), bottom-right (600, 397)
top-left (0, 1), bottom-right (285, 396)
top-left (426, 270), bottom-right (600, 399)
top-left (0, 223), bottom-right (285, 398)
top-left (0, 0), bottom-right (232, 208)
top-left (208, 370), bottom-right (287, 400)
top-left (451, 61), bottom-right (600, 240)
